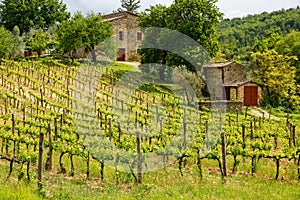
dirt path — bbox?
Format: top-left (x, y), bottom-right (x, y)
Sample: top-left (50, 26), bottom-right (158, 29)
top-left (250, 107), bottom-right (283, 121)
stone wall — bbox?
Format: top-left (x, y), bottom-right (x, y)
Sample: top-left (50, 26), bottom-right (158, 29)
top-left (204, 62), bottom-right (249, 101)
top-left (112, 17), bottom-right (128, 49)
top-left (127, 14), bottom-right (142, 52)
top-left (199, 100), bottom-right (244, 112)
top-left (223, 63), bottom-right (247, 84)
top-left (204, 67), bottom-right (224, 100)
top-left (103, 12), bottom-right (142, 61)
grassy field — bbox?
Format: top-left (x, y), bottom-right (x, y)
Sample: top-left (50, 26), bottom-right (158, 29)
top-left (1, 161), bottom-right (299, 200)
top-left (1, 149), bottom-right (299, 199)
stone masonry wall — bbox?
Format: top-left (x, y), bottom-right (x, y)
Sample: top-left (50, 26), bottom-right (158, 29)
top-left (199, 101), bottom-right (243, 112)
top-left (223, 63), bottom-right (247, 84)
top-left (111, 17), bottom-right (128, 50)
top-left (103, 12), bottom-right (141, 61)
top-left (204, 67), bottom-right (223, 100)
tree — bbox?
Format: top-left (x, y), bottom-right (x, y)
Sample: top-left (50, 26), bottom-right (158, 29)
top-left (251, 50), bottom-right (299, 109)
top-left (217, 7), bottom-right (300, 62)
top-left (253, 33), bottom-right (282, 53)
top-left (26, 29), bottom-right (49, 57)
top-left (138, 0), bottom-right (222, 80)
top-left (0, 26), bottom-right (13, 59)
top-left (138, 5), bottom-right (169, 81)
top-left (275, 31), bottom-right (300, 57)
top-left (275, 31), bottom-right (300, 84)
top-left (57, 12), bottom-right (113, 63)
top-left (120, 0), bottom-right (141, 13)
top-left (56, 13), bottom-right (85, 61)
top-left (9, 26), bottom-right (25, 59)
top-left (83, 13), bottom-right (113, 63)
top-left (0, 0), bottom-right (70, 34)
top-left (168, 0), bottom-right (221, 56)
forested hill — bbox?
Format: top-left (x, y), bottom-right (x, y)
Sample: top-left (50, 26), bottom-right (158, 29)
top-left (217, 7), bottom-right (300, 60)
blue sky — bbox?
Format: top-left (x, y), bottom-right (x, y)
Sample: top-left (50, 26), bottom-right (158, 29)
top-left (62, 0), bottom-right (300, 18)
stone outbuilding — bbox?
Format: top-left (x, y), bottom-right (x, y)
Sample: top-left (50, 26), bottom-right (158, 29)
top-left (102, 11), bottom-right (143, 61)
top-left (203, 62), bottom-right (262, 107)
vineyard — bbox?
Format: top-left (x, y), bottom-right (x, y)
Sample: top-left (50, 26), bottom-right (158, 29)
top-left (0, 58), bottom-right (299, 198)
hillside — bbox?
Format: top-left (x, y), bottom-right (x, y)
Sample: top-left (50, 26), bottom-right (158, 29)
top-left (0, 58), bottom-right (299, 198)
top-left (217, 7), bottom-right (300, 60)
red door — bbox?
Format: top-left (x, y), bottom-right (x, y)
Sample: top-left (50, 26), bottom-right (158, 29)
top-left (244, 86), bottom-right (258, 106)
top-left (116, 48), bottom-right (126, 61)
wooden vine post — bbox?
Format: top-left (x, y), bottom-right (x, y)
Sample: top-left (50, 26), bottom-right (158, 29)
top-left (86, 152), bottom-right (90, 179)
top-left (242, 125), bottom-right (246, 144)
top-left (136, 131), bottom-right (142, 184)
top-left (118, 122), bottom-right (122, 142)
top-left (275, 158), bottom-right (280, 180)
top-left (288, 124), bottom-right (292, 147)
top-left (197, 149), bottom-right (203, 179)
top-left (12, 114), bottom-right (15, 155)
top-left (22, 106), bottom-right (26, 126)
top-left (220, 114), bottom-right (227, 179)
top-left (245, 106), bottom-right (248, 119)
top-left (54, 118), bottom-right (58, 141)
top-left (45, 124), bottom-right (53, 171)
top-left (204, 120), bottom-right (209, 150)
top-left (183, 116), bottom-right (187, 150)
top-left (292, 125), bottom-right (296, 147)
top-left (38, 132), bottom-right (44, 191)
top-left (109, 119), bottom-right (112, 141)
top-left (250, 121), bottom-right (254, 140)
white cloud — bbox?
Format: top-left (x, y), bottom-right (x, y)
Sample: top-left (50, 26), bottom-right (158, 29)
top-left (62, 0), bottom-right (299, 18)
top-left (216, 0), bottom-right (300, 18)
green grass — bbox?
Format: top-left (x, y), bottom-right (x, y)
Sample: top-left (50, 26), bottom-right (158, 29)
top-left (263, 106), bottom-right (300, 120)
top-left (4, 169), bottom-right (300, 200)
top-left (1, 157), bottom-right (299, 200)
top-left (0, 183), bottom-right (41, 200)
top-left (0, 163), bottom-right (40, 200)
top-left (108, 62), bottom-right (139, 72)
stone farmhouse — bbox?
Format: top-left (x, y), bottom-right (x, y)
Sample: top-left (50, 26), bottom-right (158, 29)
top-left (203, 62), bottom-right (262, 107)
top-left (102, 11), bottom-right (143, 61)
top-left (102, 12), bottom-right (261, 109)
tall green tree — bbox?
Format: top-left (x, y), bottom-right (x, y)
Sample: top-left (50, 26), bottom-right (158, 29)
top-left (168, 0), bottom-right (221, 56)
top-left (9, 26), bottom-right (25, 59)
top-left (0, 26), bottom-right (13, 59)
top-left (56, 13), bottom-right (85, 61)
top-left (251, 50), bottom-right (299, 109)
top-left (253, 33), bottom-right (282, 53)
top-left (275, 31), bottom-right (300, 84)
top-left (57, 12), bottom-right (113, 63)
top-left (167, 0), bottom-right (221, 70)
top-left (138, 0), bottom-right (222, 80)
top-left (275, 31), bottom-right (300, 57)
top-left (0, 0), bottom-right (70, 34)
top-left (120, 0), bottom-right (141, 13)
top-left (26, 29), bottom-right (49, 57)
top-left (138, 5), bottom-right (169, 81)
top-left (84, 13), bottom-right (113, 63)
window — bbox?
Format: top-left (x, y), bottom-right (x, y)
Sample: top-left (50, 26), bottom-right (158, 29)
top-left (137, 32), bottom-right (142, 41)
top-left (119, 31), bottom-right (124, 40)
